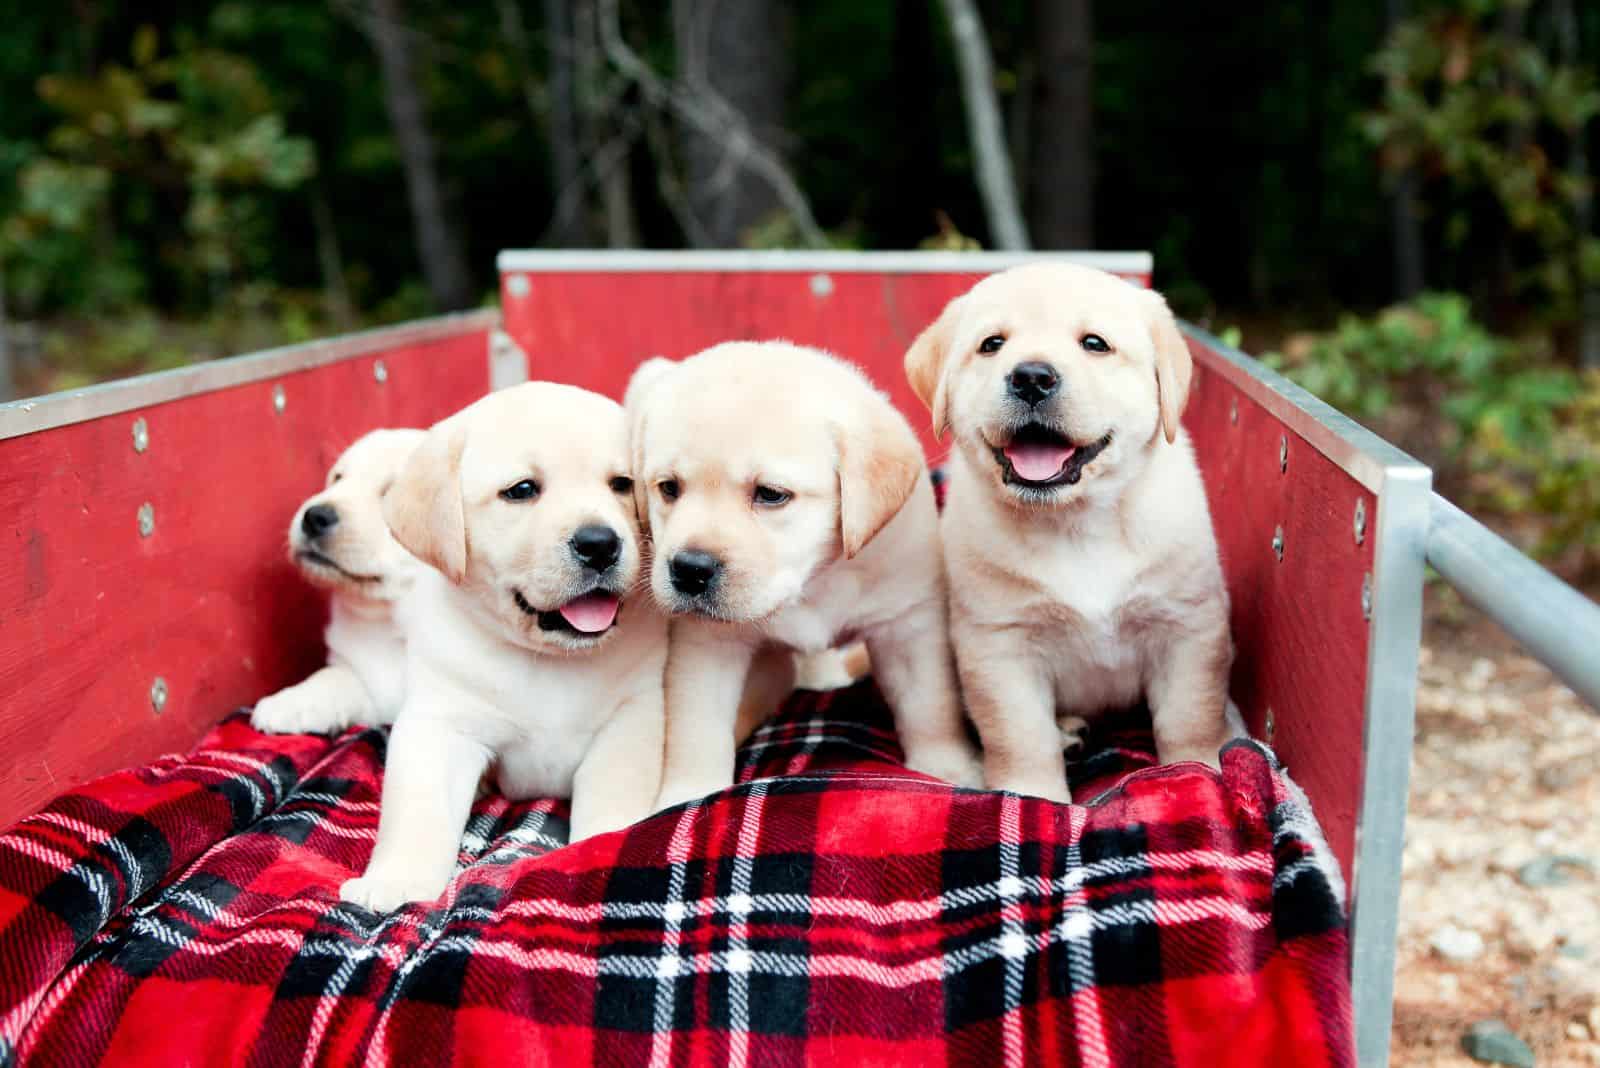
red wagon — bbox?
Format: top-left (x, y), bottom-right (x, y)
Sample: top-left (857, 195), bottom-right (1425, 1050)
top-left (2, 251), bottom-right (1596, 1067)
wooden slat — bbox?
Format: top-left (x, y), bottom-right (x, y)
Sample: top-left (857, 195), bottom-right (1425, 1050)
top-left (0, 329), bottom-right (491, 828)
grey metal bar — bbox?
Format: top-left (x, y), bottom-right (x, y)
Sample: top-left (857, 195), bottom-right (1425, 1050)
top-left (496, 248), bottom-right (1152, 275)
top-left (1427, 493), bottom-right (1600, 710)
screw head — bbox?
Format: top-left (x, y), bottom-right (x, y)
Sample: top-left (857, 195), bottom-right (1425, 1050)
top-left (373, 359), bottom-right (388, 384)
top-left (1264, 707), bottom-right (1276, 743)
top-left (1229, 398), bottom-right (1239, 425)
top-left (1272, 525), bottom-right (1285, 561)
top-left (131, 418), bottom-right (149, 453)
top-left (272, 384), bottom-right (286, 413)
top-left (150, 677), bottom-right (168, 713)
top-left (506, 273), bottom-right (531, 298)
top-left (1354, 498), bottom-right (1367, 545)
top-left (1362, 573), bottom-right (1373, 620)
top-left (1278, 435), bottom-right (1288, 473)
top-left (138, 502), bottom-right (155, 538)
top-left (809, 273), bottom-right (834, 298)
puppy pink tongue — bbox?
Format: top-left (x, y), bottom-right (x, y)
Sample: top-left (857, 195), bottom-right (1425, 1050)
top-left (558, 592), bottom-right (620, 633)
top-left (1004, 441), bottom-right (1075, 481)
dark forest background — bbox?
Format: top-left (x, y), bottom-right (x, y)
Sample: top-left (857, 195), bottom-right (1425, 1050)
top-left (1, 0), bottom-right (1597, 566)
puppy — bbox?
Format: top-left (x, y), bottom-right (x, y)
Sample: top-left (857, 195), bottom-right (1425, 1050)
top-left (904, 263), bottom-right (1233, 803)
top-left (252, 428), bottom-right (425, 735)
top-left (340, 383), bottom-right (667, 911)
top-left (627, 341), bottom-right (981, 812)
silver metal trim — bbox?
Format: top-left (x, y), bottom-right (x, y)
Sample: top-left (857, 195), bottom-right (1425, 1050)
top-left (495, 249), bottom-right (1153, 275)
top-left (1183, 324), bottom-right (1426, 494)
top-left (1427, 493), bottom-right (1600, 710)
top-left (489, 328), bottom-right (531, 390)
top-left (1349, 465), bottom-right (1432, 1068)
top-left (0, 310), bottom-right (499, 441)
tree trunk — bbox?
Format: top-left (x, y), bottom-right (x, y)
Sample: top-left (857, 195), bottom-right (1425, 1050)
top-left (1555, 0), bottom-right (1600, 368)
top-left (937, 0), bottom-right (1029, 250)
top-left (886, 0), bottom-right (941, 243)
top-left (359, 0), bottom-right (474, 310)
top-left (575, 0), bottom-right (638, 247)
top-left (1026, 0), bottom-right (1093, 248)
top-left (672, 0), bottom-right (789, 247)
top-left (1386, 0), bottom-right (1425, 299)
top-left (528, 0), bottom-right (591, 246)
top-left (0, 255), bottom-right (13, 403)
top-left (310, 180), bottom-right (356, 330)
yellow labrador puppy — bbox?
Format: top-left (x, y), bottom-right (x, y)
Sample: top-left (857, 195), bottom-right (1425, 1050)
top-left (627, 341), bottom-right (981, 812)
top-left (252, 428), bottom-right (425, 735)
top-left (340, 383), bottom-right (667, 911)
top-left (904, 263), bottom-right (1233, 803)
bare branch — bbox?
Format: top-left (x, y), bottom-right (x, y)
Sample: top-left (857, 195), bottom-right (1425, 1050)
top-left (937, 0), bottom-right (1030, 250)
top-left (596, 0), bottom-right (826, 248)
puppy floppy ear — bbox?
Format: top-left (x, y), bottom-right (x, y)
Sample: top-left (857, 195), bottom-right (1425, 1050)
top-left (1141, 289), bottom-right (1195, 444)
top-left (623, 357), bottom-right (677, 528)
top-left (903, 296), bottom-right (963, 439)
top-left (382, 414), bottom-right (469, 582)
top-left (835, 398), bottom-right (926, 559)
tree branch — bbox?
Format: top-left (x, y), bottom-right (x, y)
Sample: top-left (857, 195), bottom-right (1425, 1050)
top-left (937, 0), bottom-right (1030, 250)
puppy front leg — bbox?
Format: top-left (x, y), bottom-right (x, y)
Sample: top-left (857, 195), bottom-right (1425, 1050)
top-left (340, 712), bottom-right (488, 911)
top-left (570, 688), bottom-right (665, 842)
top-left (251, 665), bottom-right (375, 735)
top-left (1147, 626), bottom-right (1233, 769)
top-left (654, 625), bottom-right (752, 812)
top-left (956, 626), bottom-right (1069, 802)
top-left (864, 601), bottom-right (982, 788)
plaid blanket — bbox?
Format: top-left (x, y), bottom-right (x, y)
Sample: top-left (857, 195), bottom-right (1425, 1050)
top-left (0, 684), bottom-right (1351, 1067)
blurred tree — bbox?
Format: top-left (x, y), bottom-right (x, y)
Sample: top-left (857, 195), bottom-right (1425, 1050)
top-left (1027, 0), bottom-right (1093, 248)
top-left (1386, 0), bottom-right (1427, 298)
top-left (937, 0), bottom-right (1028, 249)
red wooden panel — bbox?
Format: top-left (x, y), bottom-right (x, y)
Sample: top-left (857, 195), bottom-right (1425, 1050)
top-left (503, 268), bottom-right (1371, 893)
top-left (0, 329), bottom-right (491, 828)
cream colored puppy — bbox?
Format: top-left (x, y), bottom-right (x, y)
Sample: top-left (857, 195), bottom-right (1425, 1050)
top-left (252, 428), bottom-right (425, 735)
top-left (340, 383), bottom-right (667, 911)
top-left (905, 263), bottom-right (1233, 803)
top-left (627, 341), bottom-right (981, 811)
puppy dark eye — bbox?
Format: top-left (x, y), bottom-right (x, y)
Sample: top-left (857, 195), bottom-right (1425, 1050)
top-left (978, 334), bottom-right (1006, 355)
top-left (657, 479), bottom-right (680, 502)
top-left (753, 485), bottom-right (792, 507)
top-left (499, 479), bottom-right (540, 502)
top-left (1080, 334), bottom-right (1111, 353)
top-left (609, 476), bottom-right (634, 494)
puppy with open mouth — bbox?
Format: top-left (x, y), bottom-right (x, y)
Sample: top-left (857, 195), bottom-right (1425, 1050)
top-left (339, 383), bottom-right (667, 912)
top-left (627, 341), bottom-right (981, 813)
top-left (252, 428), bottom-right (426, 735)
top-left (905, 263), bottom-right (1234, 803)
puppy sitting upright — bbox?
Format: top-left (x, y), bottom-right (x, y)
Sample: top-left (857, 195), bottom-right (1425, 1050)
top-left (627, 341), bottom-right (981, 811)
top-left (904, 263), bottom-right (1233, 803)
top-left (252, 428), bottom-right (425, 735)
top-left (340, 383), bottom-right (667, 912)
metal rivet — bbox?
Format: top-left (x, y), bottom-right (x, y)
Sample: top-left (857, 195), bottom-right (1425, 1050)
top-left (1354, 498), bottom-right (1367, 546)
top-left (131, 418), bottom-right (149, 453)
top-left (272, 384), bottom-right (286, 413)
top-left (1229, 398), bottom-right (1238, 425)
top-left (506, 273), bottom-right (531, 298)
top-left (150, 677), bottom-right (168, 714)
top-left (1362, 573), bottom-right (1373, 621)
top-left (373, 359), bottom-right (388, 384)
top-left (1264, 708), bottom-right (1276, 744)
top-left (1278, 435), bottom-right (1288, 473)
top-left (137, 502), bottom-right (155, 538)
top-left (809, 273), bottom-right (834, 298)
top-left (1272, 525), bottom-right (1284, 561)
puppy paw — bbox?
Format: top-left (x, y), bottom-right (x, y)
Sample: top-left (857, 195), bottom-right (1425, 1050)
top-left (339, 871), bottom-right (447, 913)
top-left (1056, 715), bottom-right (1091, 754)
top-left (251, 692), bottom-right (348, 735)
top-left (904, 741), bottom-right (985, 789)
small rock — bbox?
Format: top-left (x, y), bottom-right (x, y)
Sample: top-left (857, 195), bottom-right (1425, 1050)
top-left (1568, 1021), bottom-right (1591, 1042)
top-left (1461, 1020), bottom-right (1535, 1067)
top-left (1559, 942), bottom-right (1589, 960)
top-left (1432, 924), bottom-right (1487, 963)
top-left (1517, 855), bottom-right (1594, 888)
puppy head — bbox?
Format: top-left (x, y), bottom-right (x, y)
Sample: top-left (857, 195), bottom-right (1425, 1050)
top-left (289, 428), bottom-right (427, 602)
top-left (382, 382), bottom-right (643, 654)
top-left (627, 341), bottom-right (923, 623)
top-left (904, 262), bottom-right (1193, 509)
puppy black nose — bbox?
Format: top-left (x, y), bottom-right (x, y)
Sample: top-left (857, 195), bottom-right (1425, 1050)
top-left (301, 504), bottom-right (339, 539)
top-left (669, 550), bottom-right (720, 595)
top-left (1007, 361), bottom-right (1060, 406)
top-left (570, 524), bottom-right (622, 572)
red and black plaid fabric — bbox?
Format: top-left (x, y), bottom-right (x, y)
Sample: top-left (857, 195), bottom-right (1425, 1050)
top-left (0, 683), bottom-right (1350, 1067)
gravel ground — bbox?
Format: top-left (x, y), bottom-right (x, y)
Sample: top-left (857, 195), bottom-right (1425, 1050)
top-left (1391, 591), bottom-right (1600, 1066)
